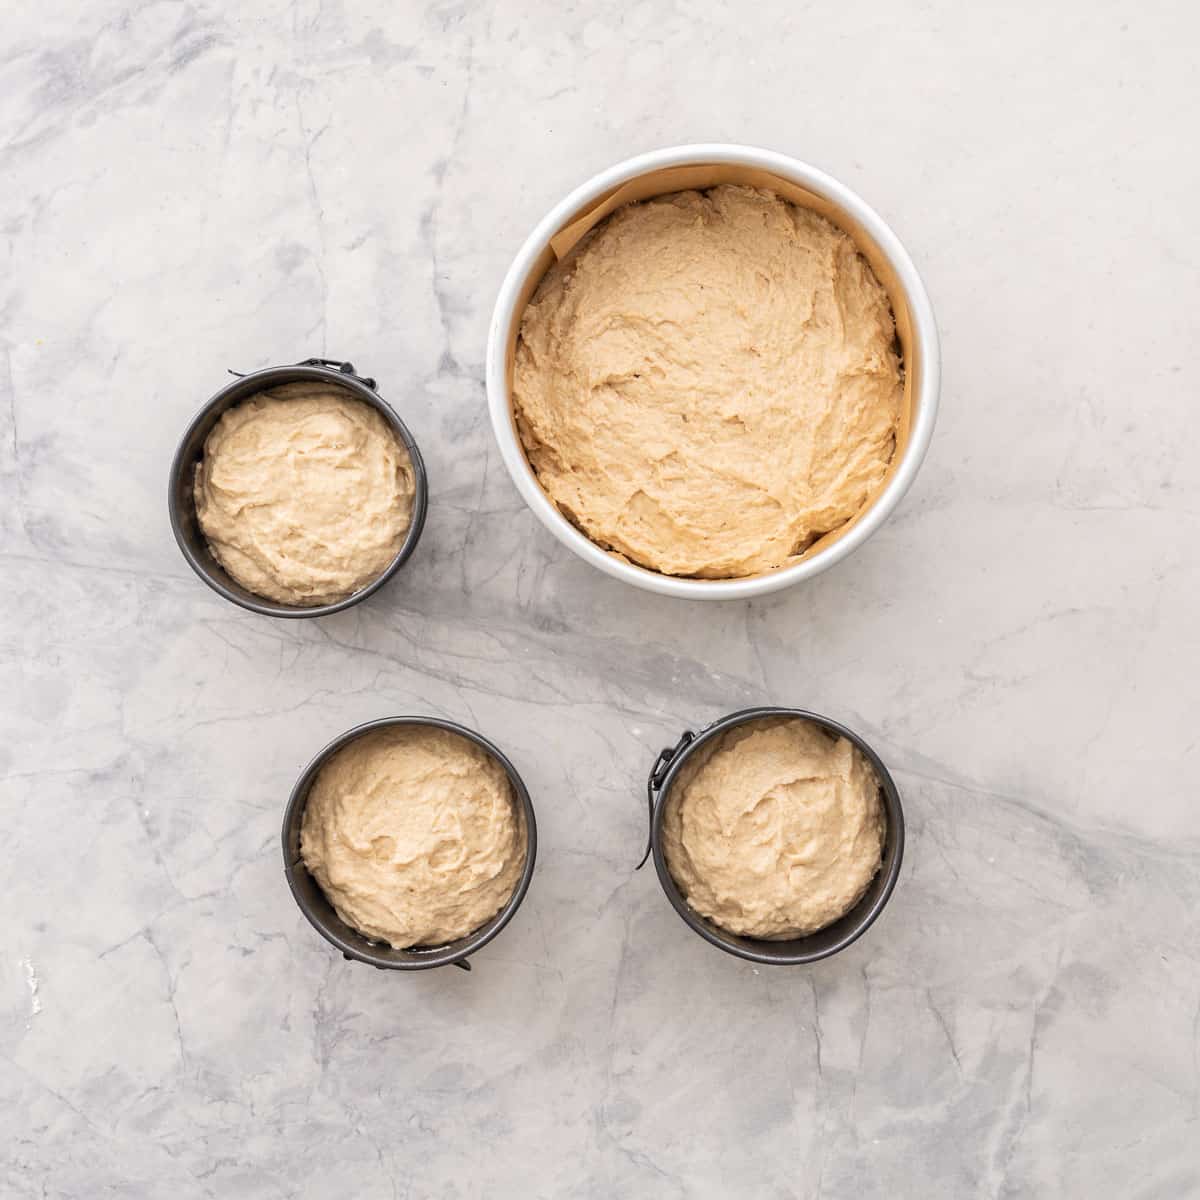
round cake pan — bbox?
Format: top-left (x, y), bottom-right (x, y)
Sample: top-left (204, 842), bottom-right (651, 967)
top-left (168, 358), bottom-right (429, 618)
top-left (282, 716), bottom-right (538, 972)
top-left (641, 706), bottom-right (904, 965)
top-left (486, 143), bottom-right (940, 600)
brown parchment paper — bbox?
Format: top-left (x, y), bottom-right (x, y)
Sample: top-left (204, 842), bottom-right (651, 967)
top-left (506, 161), bottom-right (919, 579)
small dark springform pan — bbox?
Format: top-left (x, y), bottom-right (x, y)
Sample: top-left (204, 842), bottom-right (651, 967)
top-left (640, 706), bottom-right (904, 966)
top-left (168, 358), bottom-right (428, 618)
top-left (282, 716), bottom-right (538, 972)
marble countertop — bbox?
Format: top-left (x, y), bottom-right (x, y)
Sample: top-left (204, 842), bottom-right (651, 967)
top-left (3, 2), bottom-right (1198, 1196)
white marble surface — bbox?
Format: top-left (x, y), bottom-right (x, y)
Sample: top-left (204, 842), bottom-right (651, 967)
top-left (3, 2), bottom-right (1199, 1196)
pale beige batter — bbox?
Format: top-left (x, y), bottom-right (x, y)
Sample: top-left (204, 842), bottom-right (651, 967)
top-left (195, 382), bottom-right (414, 606)
top-left (514, 185), bottom-right (903, 578)
top-left (663, 718), bottom-right (885, 939)
top-left (300, 726), bottom-right (527, 949)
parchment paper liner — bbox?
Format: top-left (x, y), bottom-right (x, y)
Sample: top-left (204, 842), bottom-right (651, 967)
top-left (503, 161), bottom-right (920, 578)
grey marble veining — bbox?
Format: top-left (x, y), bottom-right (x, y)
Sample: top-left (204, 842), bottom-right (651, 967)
top-left (3, 2), bottom-right (1199, 1196)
